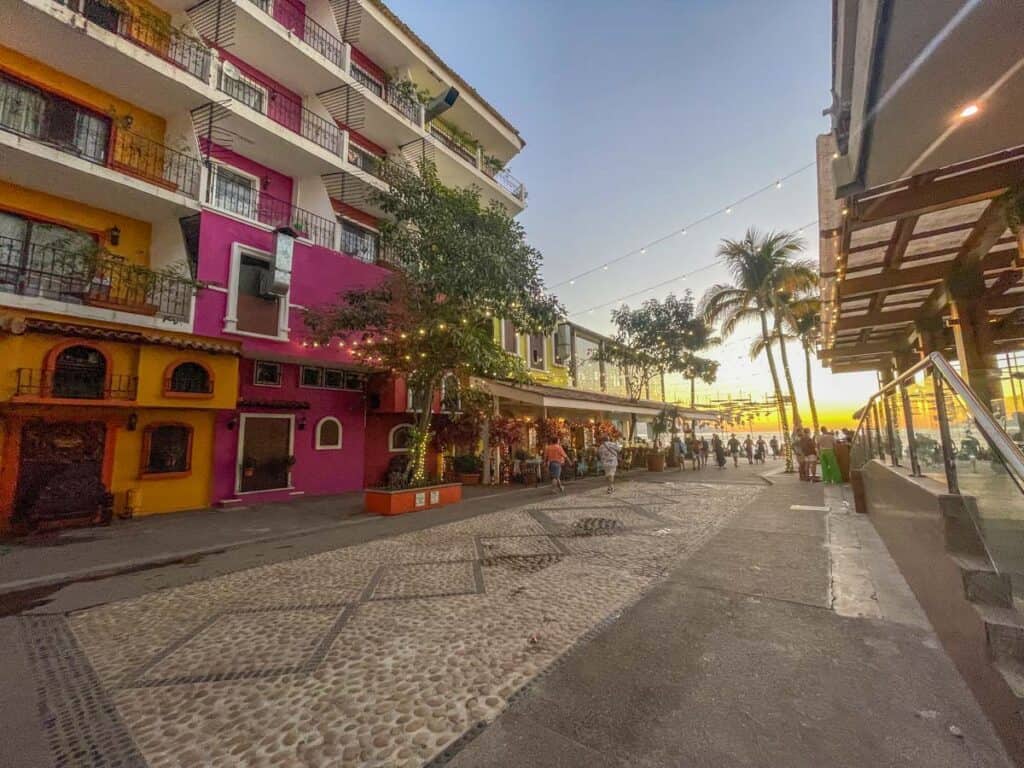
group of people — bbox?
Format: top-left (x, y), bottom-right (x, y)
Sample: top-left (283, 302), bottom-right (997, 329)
top-left (540, 426), bottom-right (848, 497)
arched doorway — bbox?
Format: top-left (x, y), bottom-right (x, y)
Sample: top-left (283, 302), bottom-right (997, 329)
top-left (51, 345), bottom-right (107, 399)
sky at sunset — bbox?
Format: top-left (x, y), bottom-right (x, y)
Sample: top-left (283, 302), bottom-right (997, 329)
top-left (384, 0), bottom-right (880, 428)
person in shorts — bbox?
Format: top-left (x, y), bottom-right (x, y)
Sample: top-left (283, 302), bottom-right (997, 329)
top-left (597, 436), bottom-right (622, 493)
top-left (542, 436), bottom-right (568, 494)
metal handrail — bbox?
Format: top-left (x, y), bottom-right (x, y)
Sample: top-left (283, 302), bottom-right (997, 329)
top-left (851, 352), bottom-right (1024, 481)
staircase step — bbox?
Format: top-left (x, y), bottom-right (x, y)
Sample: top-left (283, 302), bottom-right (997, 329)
top-left (951, 554), bottom-right (1014, 609)
top-left (976, 603), bottom-right (1024, 663)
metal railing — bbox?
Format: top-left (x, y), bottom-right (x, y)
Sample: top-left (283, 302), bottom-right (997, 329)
top-left (0, 75), bottom-right (201, 197)
top-left (851, 351), bottom-right (1024, 574)
top-left (16, 367), bottom-right (138, 400)
top-left (349, 63), bottom-right (383, 98)
top-left (217, 68), bottom-right (343, 156)
top-left (347, 142), bottom-right (384, 179)
top-left (244, 0), bottom-right (346, 70)
top-left (0, 236), bottom-right (196, 321)
top-left (385, 83), bottom-right (422, 126)
top-left (206, 181), bottom-right (336, 248)
top-left (340, 227), bottom-right (378, 264)
top-left (428, 121), bottom-right (478, 165)
top-left (75, 0), bottom-right (213, 81)
top-left (482, 163), bottom-right (526, 202)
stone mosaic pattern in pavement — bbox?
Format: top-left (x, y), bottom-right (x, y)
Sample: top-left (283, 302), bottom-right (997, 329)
top-left (22, 480), bottom-right (756, 767)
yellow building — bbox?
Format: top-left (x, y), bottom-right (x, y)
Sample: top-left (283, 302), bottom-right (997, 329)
top-left (0, 47), bottom-right (239, 531)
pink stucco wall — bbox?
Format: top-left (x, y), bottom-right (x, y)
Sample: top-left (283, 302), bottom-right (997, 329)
top-left (200, 139), bottom-right (293, 203)
top-left (215, 47), bottom-right (304, 133)
top-left (195, 209), bottom-right (391, 502)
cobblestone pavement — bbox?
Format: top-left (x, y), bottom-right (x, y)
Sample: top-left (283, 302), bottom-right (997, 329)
top-left (21, 480), bottom-right (756, 768)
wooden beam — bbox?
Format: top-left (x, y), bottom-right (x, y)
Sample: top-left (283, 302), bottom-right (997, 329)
top-left (819, 339), bottom-right (913, 360)
top-left (839, 249), bottom-right (1016, 299)
top-left (852, 156), bottom-right (1024, 225)
top-left (836, 307), bottom-right (919, 332)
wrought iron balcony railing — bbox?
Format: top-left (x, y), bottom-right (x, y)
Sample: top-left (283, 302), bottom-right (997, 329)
top-left (217, 68), bottom-right (343, 157)
top-left (0, 74), bottom-right (202, 198)
top-left (0, 236), bottom-right (197, 322)
top-left (427, 121), bottom-right (478, 165)
top-left (16, 367), bottom-right (138, 400)
top-left (245, 0), bottom-right (346, 71)
top-left (482, 164), bottom-right (527, 202)
top-left (59, 0), bottom-right (213, 82)
top-left (348, 63), bottom-right (422, 127)
top-left (347, 142), bottom-right (384, 179)
top-left (206, 182), bottom-right (336, 249)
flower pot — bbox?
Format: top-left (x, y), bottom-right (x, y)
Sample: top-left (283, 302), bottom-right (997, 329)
top-left (646, 453), bottom-right (666, 472)
top-left (364, 482), bottom-right (463, 516)
top-left (457, 473), bottom-right (481, 486)
top-left (243, 466), bottom-right (255, 478)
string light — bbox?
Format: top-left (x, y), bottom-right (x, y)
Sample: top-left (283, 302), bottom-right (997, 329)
top-left (553, 160), bottom-right (814, 289)
top-left (568, 217), bottom-right (819, 318)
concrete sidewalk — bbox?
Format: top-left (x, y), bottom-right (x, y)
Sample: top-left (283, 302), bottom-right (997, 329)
top-left (449, 474), bottom-right (1014, 768)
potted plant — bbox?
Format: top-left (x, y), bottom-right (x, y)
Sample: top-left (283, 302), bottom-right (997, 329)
top-left (241, 457), bottom-right (256, 478)
top-left (452, 453), bottom-right (483, 485)
top-left (647, 409), bottom-right (672, 472)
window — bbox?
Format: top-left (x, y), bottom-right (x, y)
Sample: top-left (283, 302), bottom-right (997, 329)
top-left (315, 417), bottom-right (343, 450)
top-left (82, 0), bottom-right (122, 32)
top-left (0, 210), bottom-right (97, 299)
top-left (301, 366), bottom-right (323, 388)
top-left (236, 254), bottom-right (280, 336)
top-left (51, 345), bottom-right (107, 399)
top-left (211, 164), bottom-right (259, 220)
top-left (389, 423), bottom-right (414, 452)
top-left (142, 424), bottom-right (192, 476)
top-left (254, 360), bottom-right (282, 386)
top-left (340, 219), bottom-right (379, 264)
top-left (553, 324), bottom-right (571, 367)
top-left (300, 366), bottom-right (365, 391)
top-left (528, 333), bottom-right (546, 370)
top-left (501, 319), bottom-right (518, 354)
top-left (166, 362), bottom-right (213, 395)
top-left (221, 62), bottom-right (268, 113)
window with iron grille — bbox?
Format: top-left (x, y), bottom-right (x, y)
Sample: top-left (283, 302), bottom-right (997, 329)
top-left (142, 424), bottom-right (192, 475)
top-left (168, 362), bottom-right (212, 394)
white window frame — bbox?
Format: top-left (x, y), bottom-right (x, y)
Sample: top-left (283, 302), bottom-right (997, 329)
top-left (528, 333), bottom-right (547, 371)
top-left (299, 365), bottom-right (324, 388)
top-left (389, 423), bottom-right (414, 452)
top-left (499, 318), bottom-right (520, 357)
top-left (225, 242), bottom-right (291, 341)
top-left (209, 161), bottom-right (261, 222)
top-left (235, 413), bottom-right (295, 494)
top-left (252, 360), bottom-right (283, 388)
top-left (314, 416), bottom-right (343, 450)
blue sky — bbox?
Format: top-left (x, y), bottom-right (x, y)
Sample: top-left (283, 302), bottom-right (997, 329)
top-left (385, 0), bottom-right (877, 421)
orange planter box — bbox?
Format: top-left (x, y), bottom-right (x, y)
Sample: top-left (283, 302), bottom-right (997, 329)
top-left (364, 482), bottom-right (463, 516)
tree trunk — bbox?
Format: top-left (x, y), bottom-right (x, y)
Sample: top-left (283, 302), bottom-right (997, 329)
top-left (409, 382), bottom-right (437, 482)
top-left (775, 315), bottom-right (802, 429)
top-left (760, 310), bottom-right (793, 472)
top-left (803, 341), bottom-right (820, 433)
top-left (690, 376), bottom-right (695, 406)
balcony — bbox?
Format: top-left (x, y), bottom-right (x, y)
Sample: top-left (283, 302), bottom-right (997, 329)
top-left (0, 74), bottom-right (202, 221)
top-left (426, 122), bottom-right (528, 210)
top-left (185, 0), bottom-right (348, 95)
top-left (349, 63), bottom-right (423, 128)
top-left (0, 236), bottom-right (197, 323)
top-left (2, 0), bottom-right (219, 118)
top-left (206, 182), bottom-right (337, 249)
top-left (15, 368), bottom-right (138, 401)
top-left (347, 142), bottom-right (385, 181)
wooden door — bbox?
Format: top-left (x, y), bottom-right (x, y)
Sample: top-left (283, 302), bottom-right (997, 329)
top-left (240, 416), bottom-right (292, 492)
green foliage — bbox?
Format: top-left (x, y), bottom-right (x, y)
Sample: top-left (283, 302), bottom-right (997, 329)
top-left (304, 159), bottom-right (562, 480)
top-left (1001, 183), bottom-right (1024, 233)
top-left (451, 454), bottom-right (483, 474)
top-left (596, 291), bottom-right (716, 402)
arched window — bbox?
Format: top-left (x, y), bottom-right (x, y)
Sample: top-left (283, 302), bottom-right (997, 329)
top-left (141, 423), bottom-right (193, 476)
top-left (315, 417), bottom-right (343, 450)
top-left (389, 423), bottom-right (414, 452)
top-left (51, 345), bottom-right (107, 399)
top-left (166, 361), bottom-right (213, 395)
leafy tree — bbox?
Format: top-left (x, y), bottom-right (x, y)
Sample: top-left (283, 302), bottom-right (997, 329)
top-left (305, 160), bottom-right (561, 482)
top-left (596, 292), bottom-right (717, 439)
top-left (786, 296), bottom-right (822, 433)
top-left (699, 229), bottom-right (815, 471)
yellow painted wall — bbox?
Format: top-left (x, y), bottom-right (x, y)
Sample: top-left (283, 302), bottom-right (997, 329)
top-left (112, 409), bottom-right (216, 515)
top-left (490, 319), bottom-right (570, 387)
top-left (136, 346), bottom-right (239, 410)
top-left (0, 45), bottom-right (165, 142)
top-left (0, 182), bottom-right (152, 267)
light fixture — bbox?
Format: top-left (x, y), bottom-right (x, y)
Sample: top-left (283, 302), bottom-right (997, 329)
top-left (640, 248), bottom-right (647, 255)
top-left (602, 265), bottom-right (609, 271)
top-left (226, 416), bottom-right (237, 431)
top-left (725, 207), bottom-right (733, 214)
top-left (569, 280), bottom-right (575, 286)
top-left (108, 226), bottom-right (121, 246)
top-left (681, 229), bottom-right (687, 236)
top-left (297, 415), bottom-right (307, 430)
top-left (958, 103), bottom-right (979, 119)
top-left (126, 413), bottom-right (138, 431)
top-left (775, 180), bottom-right (782, 189)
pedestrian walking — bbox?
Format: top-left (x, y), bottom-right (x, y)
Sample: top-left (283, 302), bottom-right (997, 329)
top-left (597, 436), bottom-right (622, 494)
top-left (727, 433), bottom-right (741, 468)
top-left (743, 434), bottom-right (754, 464)
top-left (543, 436), bottom-right (568, 494)
top-left (690, 435), bottom-right (701, 470)
top-left (769, 435), bottom-right (779, 459)
top-left (792, 427), bottom-right (806, 479)
top-left (817, 427), bottom-right (842, 484)
top-left (712, 433), bottom-right (726, 469)
top-left (700, 436), bottom-right (710, 468)
top-left (755, 436), bottom-right (767, 464)
top-left (800, 428), bottom-right (818, 482)
top-left (671, 434), bottom-right (685, 472)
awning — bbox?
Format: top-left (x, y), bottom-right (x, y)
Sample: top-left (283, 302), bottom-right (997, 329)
top-left (472, 378), bottom-right (720, 421)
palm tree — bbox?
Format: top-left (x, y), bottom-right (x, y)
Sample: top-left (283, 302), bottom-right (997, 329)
top-left (786, 296), bottom-right (822, 433)
top-left (699, 228), bottom-right (815, 472)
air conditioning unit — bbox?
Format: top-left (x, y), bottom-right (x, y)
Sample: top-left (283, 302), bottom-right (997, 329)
top-left (258, 271), bottom-right (288, 298)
